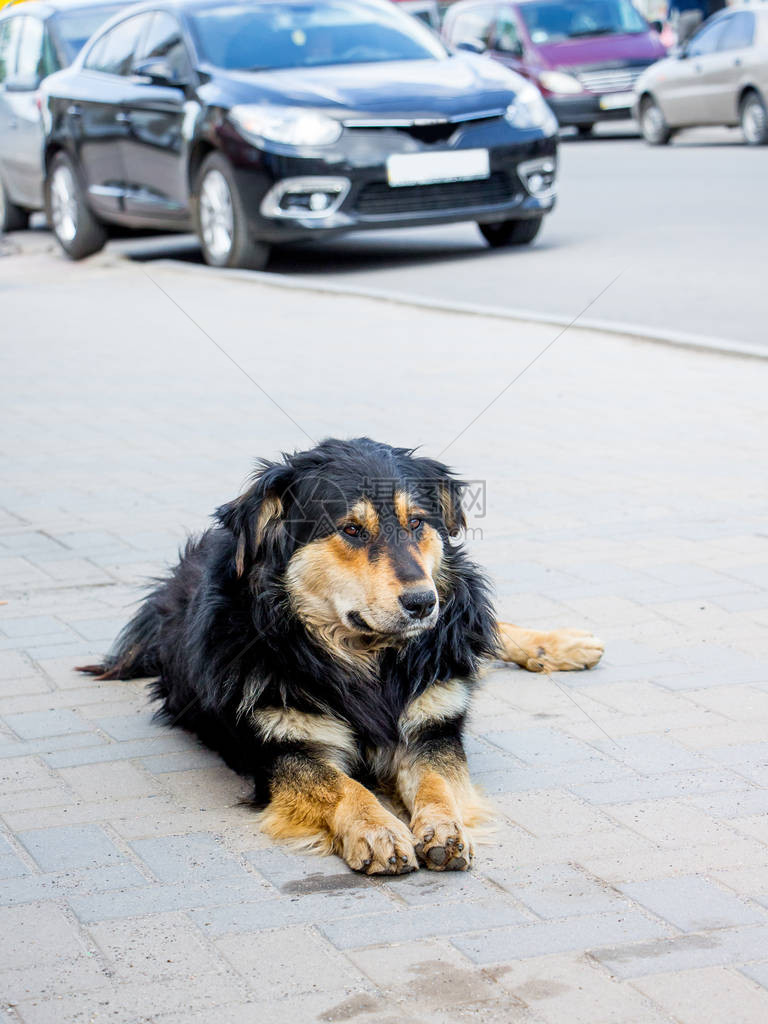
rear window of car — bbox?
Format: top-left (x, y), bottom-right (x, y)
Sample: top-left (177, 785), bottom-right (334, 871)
top-left (49, 4), bottom-right (127, 64)
top-left (187, 0), bottom-right (446, 71)
top-left (519, 0), bottom-right (648, 43)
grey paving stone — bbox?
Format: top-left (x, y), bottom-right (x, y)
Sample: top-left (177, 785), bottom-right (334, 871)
top-left (130, 832), bottom-right (251, 883)
top-left (690, 789), bottom-right (768, 819)
top-left (190, 886), bottom-right (395, 937)
top-left (245, 846), bottom-right (371, 891)
top-left (0, 616), bottom-right (69, 639)
top-left (570, 768), bottom-right (748, 806)
top-left (471, 757), bottom-right (635, 796)
top-left (140, 749), bottom-right (217, 773)
top-left (0, 850), bottom-right (29, 879)
top-left (0, 864), bottom-right (146, 906)
top-left (589, 734), bottom-right (712, 774)
top-left (41, 733), bottom-right (192, 767)
top-left (596, 925), bottom-right (768, 979)
top-left (96, 712), bottom-right (166, 741)
top-left (317, 900), bottom-right (530, 950)
top-left (69, 873), bottom-right (276, 923)
top-left (2, 709), bottom-right (89, 740)
top-left (452, 910), bottom-right (672, 965)
top-left (490, 863), bottom-right (627, 919)
top-left (17, 824), bottom-right (125, 872)
top-left (0, 731), bottom-right (108, 760)
top-left (483, 728), bottom-right (600, 766)
top-left (620, 876), bottom-right (767, 932)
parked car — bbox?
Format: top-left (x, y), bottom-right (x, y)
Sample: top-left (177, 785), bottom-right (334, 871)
top-left (443, 0), bottom-right (666, 133)
top-left (0, 0), bottom-right (128, 231)
top-left (635, 3), bottom-right (768, 144)
top-left (41, 0), bottom-right (558, 268)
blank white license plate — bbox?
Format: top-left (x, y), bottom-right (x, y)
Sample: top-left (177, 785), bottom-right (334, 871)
top-left (386, 149), bottom-right (490, 187)
top-left (599, 92), bottom-right (634, 110)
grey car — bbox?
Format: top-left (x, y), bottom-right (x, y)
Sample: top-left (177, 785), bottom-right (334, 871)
top-left (635, 4), bottom-right (768, 145)
top-left (0, 0), bottom-right (126, 232)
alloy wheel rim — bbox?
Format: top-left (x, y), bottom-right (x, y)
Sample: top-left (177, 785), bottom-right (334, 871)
top-left (743, 100), bottom-right (765, 144)
top-left (50, 165), bottom-right (78, 243)
top-left (200, 169), bottom-right (234, 261)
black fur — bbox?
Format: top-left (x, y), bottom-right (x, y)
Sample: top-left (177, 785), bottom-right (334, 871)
top-left (81, 438), bottom-right (498, 804)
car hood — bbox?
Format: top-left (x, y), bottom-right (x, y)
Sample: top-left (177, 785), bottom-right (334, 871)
top-left (536, 32), bottom-right (665, 69)
top-left (208, 54), bottom-right (520, 118)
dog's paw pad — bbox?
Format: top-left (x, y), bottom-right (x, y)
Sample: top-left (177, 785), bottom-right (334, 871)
top-left (413, 817), bottom-right (473, 872)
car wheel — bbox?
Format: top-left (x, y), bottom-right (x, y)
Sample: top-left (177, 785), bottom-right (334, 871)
top-left (194, 152), bottom-right (270, 270)
top-left (478, 216), bottom-right (543, 248)
top-left (45, 152), bottom-right (107, 260)
top-left (640, 96), bottom-right (672, 145)
top-left (576, 123), bottom-right (595, 137)
top-left (0, 176), bottom-right (29, 233)
top-left (740, 90), bottom-right (768, 146)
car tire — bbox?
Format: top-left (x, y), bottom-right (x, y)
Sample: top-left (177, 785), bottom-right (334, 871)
top-left (478, 216), bottom-right (543, 248)
top-left (0, 176), bottom-right (30, 233)
top-left (740, 90), bottom-right (768, 146)
top-left (45, 151), bottom-right (108, 260)
top-left (194, 152), bottom-right (270, 270)
top-left (639, 96), bottom-right (672, 145)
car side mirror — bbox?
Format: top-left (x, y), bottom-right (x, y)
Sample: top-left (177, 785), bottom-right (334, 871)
top-left (650, 19), bottom-right (663, 34)
top-left (455, 39), bottom-right (486, 54)
top-left (4, 72), bottom-right (42, 92)
top-left (132, 57), bottom-right (186, 87)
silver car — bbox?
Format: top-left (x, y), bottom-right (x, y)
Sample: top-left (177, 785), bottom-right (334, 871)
top-left (634, 4), bottom-right (768, 145)
top-left (0, 0), bottom-right (126, 233)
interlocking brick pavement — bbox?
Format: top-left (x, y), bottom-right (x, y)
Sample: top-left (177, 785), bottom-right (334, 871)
top-left (1, 239), bottom-right (768, 1021)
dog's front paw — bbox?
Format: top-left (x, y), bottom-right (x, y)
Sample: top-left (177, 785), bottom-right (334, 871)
top-left (340, 814), bottom-right (418, 875)
top-left (525, 628), bottom-right (604, 672)
top-left (411, 811), bottom-right (473, 871)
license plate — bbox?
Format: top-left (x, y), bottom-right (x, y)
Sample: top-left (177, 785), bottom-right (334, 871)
top-left (599, 92), bottom-right (634, 110)
top-left (386, 149), bottom-right (490, 187)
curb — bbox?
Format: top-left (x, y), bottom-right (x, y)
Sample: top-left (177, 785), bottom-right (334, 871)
top-left (140, 256), bottom-right (768, 363)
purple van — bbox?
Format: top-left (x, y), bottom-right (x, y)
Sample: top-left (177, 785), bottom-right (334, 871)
top-left (443, 0), bottom-right (667, 133)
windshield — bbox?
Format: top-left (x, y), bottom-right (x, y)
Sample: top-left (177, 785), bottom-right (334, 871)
top-left (519, 0), bottom-right (648, 43)
top-left (188, 0), bottom-right (447, 71)
top-left (50, 5), bottom-right (126, 63)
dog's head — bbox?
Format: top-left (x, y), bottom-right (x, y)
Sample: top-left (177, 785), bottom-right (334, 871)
top-left (216, 438), bottom-right (466, 650)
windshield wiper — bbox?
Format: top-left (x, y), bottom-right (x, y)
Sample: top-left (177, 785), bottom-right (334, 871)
top-left (568, 28), bottom-right (616, 37)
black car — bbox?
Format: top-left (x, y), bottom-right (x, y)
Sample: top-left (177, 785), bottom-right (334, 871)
top-left (42, 0), bottom-right (558, 268)
top-left (0, 0), bottom-right (128, 232)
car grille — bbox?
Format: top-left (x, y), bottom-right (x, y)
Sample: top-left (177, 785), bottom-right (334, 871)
top-left (575, 65), bottom-right (650, 94)
top-left (344, 113), bottom-right (504, 145)
top-left (354, 172), bottom-right (517, 216)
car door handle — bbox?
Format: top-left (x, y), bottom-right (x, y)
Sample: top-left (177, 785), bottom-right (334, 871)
top-left (733, 57), bottom-right (742, 67)
top-left (115, 111), bottom-right (132, 124)
top-left (67, 103), bottom-right (82, 117)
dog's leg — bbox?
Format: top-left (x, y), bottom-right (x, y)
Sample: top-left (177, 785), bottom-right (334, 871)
top-left (497, 621), bottom-right (604, 672)
top-left (396, 732), bottom-right (490, 872)
top-left (262, 752), bottom-right (418, 875)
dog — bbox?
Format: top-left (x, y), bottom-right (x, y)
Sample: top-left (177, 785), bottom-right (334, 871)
top-left (80, 438), bottom-right (603, 874)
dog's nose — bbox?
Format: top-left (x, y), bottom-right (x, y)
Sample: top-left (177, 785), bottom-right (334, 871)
top-left (399, 589), bottom-right (437, 620)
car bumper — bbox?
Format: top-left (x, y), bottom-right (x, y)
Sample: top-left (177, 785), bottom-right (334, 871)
top-left (218, 121), bottom-right (557, 244)
top-left (546, 93), bottom-right (636, 127)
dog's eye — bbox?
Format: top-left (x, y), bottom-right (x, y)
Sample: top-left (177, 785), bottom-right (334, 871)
top-left (342, 523), bottom-right (362, 538)
top-left (408, 517), bottom-right (423, 531)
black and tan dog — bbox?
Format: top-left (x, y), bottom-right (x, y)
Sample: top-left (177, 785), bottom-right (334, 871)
top-left (81, 438), bottom-right (602, 874)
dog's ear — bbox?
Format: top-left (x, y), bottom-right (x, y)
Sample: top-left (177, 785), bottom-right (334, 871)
top-left (216, 461), bottom-right (295, 576)
top-left (409, 456), bottom-right (467, 538)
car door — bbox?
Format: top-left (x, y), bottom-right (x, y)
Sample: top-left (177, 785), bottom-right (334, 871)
top-left (119, 10), bottom-right (194, 222)
top-left (666, 14), bottom-right (731, 126)
top-left (486, 8), bottom-right (530, 79)
top-left (713, 10), bottom-right (756, 125)
top-left (0, 15), bottom-right (56, 208)
top-left (0, 14), bottom-right (24, 202)
top-left (74, 12), bottom-right (153, 218)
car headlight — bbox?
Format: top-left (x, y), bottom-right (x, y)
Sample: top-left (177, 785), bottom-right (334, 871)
top-left (538, 70), bottom-right (584, 95)
top-left (229, 105), bottom-right (342, 147)
top-left (505, 83), bottom-right (558, 134)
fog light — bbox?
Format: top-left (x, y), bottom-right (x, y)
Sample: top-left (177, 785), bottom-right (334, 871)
top-left (260, 176), bottom-right (351, 219)
top-left (309, 192), bottom-right (330, 211)
top-left (518, 158), bottom-right (557, 200)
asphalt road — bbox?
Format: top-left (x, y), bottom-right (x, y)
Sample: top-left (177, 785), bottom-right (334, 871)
top-left (255, 122), bottom-right (766, 349)
top-left (13, 121), bottom-right (768, 348)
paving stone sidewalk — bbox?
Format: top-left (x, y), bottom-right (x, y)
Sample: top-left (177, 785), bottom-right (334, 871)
top-left (2, 239), bottom-right (768, 1023)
